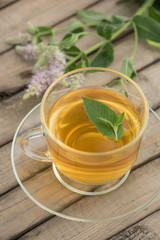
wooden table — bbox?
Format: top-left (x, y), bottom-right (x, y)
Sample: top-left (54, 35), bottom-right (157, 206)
top-left (0, 0), bottom-right (160, 239)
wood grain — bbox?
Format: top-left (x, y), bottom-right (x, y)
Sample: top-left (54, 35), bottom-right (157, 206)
top-left (109, 210), bottom-right (160, 240)
top-left (0, 1), bottom-right (160, 239)
top-left (1, 158), bottom-right (159, 240)
top-left (0, 104), bottom-right (159, 196)
top-left (0, 106), bottom-right (159, 238)
top-left (0, 91), bottom-right (40, 146)
top-left (0, 0), bottom-right (139, 94)
top-left (0, 0), bottom-right (19, 9)
top-left (0, 61), bottom-right (159, 146)
top-left (0, 0), bottom-right (139, 54)
top-left (1, 34), bottom-right (160, 94)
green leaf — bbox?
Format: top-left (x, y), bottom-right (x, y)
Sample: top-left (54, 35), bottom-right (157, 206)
top-left (35, 26), bottom-right (53, 37)
top-left (63, 45), bottom-right (81, 56)
top-left (120, 79), bottom-right (128, 98)
top-left (65, 61), bottom-right (77, 72)
top-left (107, 79), bottom-right (121, 88)
top-left (97, 24), bottom-right (112, 40)
top-left (65, 60), bottom-right (83, 72)
top-left (36, 26), bottom-right (52, 33)
top-left (77, 10), bottom-right (112, 25)
top-left (67, 19), bottom-right (84, 33)
top-left (96, 15), bottom-right (130, 33)
top-left (120, 58), bottom-right (136, 79)
top-left (81, 97), bottom-right (124, 141)
top-left (133, 15), bottom-right (160, 42)
top-left (98, 116), bottom-right (113, 124)
top-left (37, 36), bottom-right (43, 43)
top-left (153, 0), bottom-right (160, 11)
top-left (146, 39), bottom-right (160, 48)
top-left (81, 52), bottom-right (90, 67)
top-left (91, 42), bottom-right (114, 67)
top-left (77, 61), bottom-right (83, 68)
top-left (59, 33), bottom-right (79, 49)
top-left (119, 58), bottom-right (136, 98)
top-left (149, 6), bottom-right (160, 23)
top-left (117, 124), bottom-right (123, 138)
top-left (111, 15), bottom-right (129, 24)
top-left (115, 112), bottom-right (125, 127)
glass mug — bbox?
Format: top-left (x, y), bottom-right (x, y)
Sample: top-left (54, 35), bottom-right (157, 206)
top-left (19, 68), bottom-right (149, 195)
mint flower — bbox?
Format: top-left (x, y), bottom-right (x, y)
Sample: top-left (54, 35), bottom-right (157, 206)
top-left (6, 32), bottom-right (31, 45)
top-left (16, 44), bottom-right (38, 61)
top-left (36, 44), bottom-right (66, 67)
top-left (67, 73), bottom-right (85, 90)
top-left (23, 46), bottom-right (66, 99)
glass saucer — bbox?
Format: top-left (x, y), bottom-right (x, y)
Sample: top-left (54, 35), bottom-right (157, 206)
top-left (11, 103), bottom-right (160, 222)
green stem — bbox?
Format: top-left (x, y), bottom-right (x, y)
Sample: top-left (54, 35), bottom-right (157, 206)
top-left (78, 31), bottom-right (103, 39)
top-left (66, 0), bottom-right (154, 69)
top-left (114, 129), bottom-right (118, 142)
top-left (85, 22), bottom-right (105, 27)
top-left (130, 22), bottom-right (138, 60)
top-left (66, 21), bottom-right (131, 68)
top-left (134, 0), bottom-right (155, 16)
top-left (54, 28), bottom-right (67, 33)
top-left (65, 40), bottom-right (106, 67)
top-left (90, 45), bottom-right (104, 64)
top-left (111, 20), bottom-right (131, 40)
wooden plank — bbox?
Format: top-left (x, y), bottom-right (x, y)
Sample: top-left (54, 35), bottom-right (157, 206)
top-left (0, 103), bottom-right (159, 196)
top-left (109, 210), bottom-right (160, 239)
top-left (0, 91), bottom-right (40, 146)
top-left (0, 0), bottom-right (139, 54)
top-left (0, 61), bottom-right (159, 146)
top-left (0, 0), bottom-right (139, 94)
top-left (0, 157), bottom-right (159, 240)
top-left (0, 141), bottom-right (51, 195)
top-left (0, 0), bottom-right (19, 9)
top-left (135, 64), bottom-right (160, 109)
top-left (2, 34), bottom-right (160, 94)
top-left (19, 211), bottom-right (160, 240)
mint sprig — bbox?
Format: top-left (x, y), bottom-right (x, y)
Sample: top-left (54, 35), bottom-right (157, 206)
top-left (82, 97), bottom-right (125, 142)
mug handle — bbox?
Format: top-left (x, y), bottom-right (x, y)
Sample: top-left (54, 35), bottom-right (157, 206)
top-left (19, 126), bottom-right (52, 162)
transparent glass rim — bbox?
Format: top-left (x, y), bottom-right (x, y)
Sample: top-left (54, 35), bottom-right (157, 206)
top-left (41, 67), bottom-right (149, 156)
top-left (11, 104), bottom-right (160, 222)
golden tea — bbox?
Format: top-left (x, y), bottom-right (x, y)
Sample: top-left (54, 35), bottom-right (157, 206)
top-left (47, 88), bottom-right (141, 185)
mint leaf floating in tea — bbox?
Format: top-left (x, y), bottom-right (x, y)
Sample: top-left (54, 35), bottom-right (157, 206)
top-left (82, 97), bottom-right (125, 142)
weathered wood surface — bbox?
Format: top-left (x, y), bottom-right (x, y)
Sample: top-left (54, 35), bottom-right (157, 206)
top-left (1, 34), bottom-right (160, 95)
top-left (0, 0), bottom-right (139, 94)
top-left (1, 99), bottom-right (160, 197)
top-left (109, 210), bottom-right (160, 240)
top-left (0, 0), bottom-right (19, 9)
top-left (0, 0), bottom-right (139, 54)
top-left (0, 61), bottom-right (159, 147)
top-left (1, 158), bottom-right (158, 240)
top-left (0, 0), bottom-right (160, 239)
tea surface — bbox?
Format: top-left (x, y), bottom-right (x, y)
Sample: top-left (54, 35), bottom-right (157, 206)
top-left (48, 88), bottom-right (140, 152)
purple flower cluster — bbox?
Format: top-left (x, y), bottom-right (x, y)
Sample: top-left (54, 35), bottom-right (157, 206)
top-left (66, 73), bottom-right (85, 90)
top-left (16, 44), bottom-right (38, 61)
top-left (24, 46), bottom-right (66, 98)
top-left (6, 32), bottom-right (31, 45)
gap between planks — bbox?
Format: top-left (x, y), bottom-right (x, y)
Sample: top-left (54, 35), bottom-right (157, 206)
top-left (0, 62), bottom-right (160, 197)
top-left (0, 107), bottom-right (157, 236)
top-left (0, 0), bottom-right (20, 10)
top-left (0, 0), bottom-right (108, 54)
top-left (0, 0), bottom-right (139, 95)
top-left (106, 209), bottom-right (160, 240)
top-left (8, 157), bottom-right (160, 240)
top-left (8, 156), bottom-right (160, 240)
